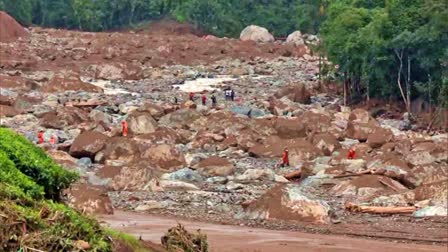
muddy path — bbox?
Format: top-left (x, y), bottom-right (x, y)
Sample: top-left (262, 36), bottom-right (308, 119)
top-left (101, 211), bottom-right (446, 252)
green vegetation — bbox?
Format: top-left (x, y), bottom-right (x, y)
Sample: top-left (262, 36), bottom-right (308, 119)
top-left (106, 229), bottom-right (152, 252)
top-left (320, 0), bottom-right (448, 110)
top-left (0, 128), bottom-right (147, 251)
top-left (0, 0), bottom-right (325, 36)
top-left (0, 128), bottom-right (78, 200)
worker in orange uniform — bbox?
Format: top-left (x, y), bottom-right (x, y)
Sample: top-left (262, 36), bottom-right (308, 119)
top-left (38, 130), bottom-right (44, 144)
top-left (347, 149), bottom-right (356, 159)
top-left (121, 121), bottom-right (128, 137)
top-left (281, 148), bottom-right (289, 167)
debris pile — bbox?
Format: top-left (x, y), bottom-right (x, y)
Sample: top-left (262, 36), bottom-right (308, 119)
top-left (161, 224), bottom-right (208, 252)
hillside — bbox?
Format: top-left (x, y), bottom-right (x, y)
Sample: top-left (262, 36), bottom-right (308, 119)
top-left (0, 128), bottom-right (151, 251)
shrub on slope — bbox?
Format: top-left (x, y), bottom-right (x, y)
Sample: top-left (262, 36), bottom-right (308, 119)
top-left (0, 128), bottom-right (78, 200)
top-left (0, 128), bottom-right (150, 251)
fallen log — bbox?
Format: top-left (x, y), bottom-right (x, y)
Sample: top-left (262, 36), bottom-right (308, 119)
top-left (284, 170), bottom-right (302, 180)
top-left (345, 202), bottom-right (416, 214)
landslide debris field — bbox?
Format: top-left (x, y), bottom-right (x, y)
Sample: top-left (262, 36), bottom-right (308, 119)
top-left (1, 11), bottom-right (447, 249)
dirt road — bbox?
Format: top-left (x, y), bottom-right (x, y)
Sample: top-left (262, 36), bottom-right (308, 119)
top-left (101, 211), bottom-right (446, 252)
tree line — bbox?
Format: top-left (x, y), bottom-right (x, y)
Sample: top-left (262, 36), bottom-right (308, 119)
top-left (0, 0), bottom-right (325, 35)
top-left (1, 0), bottom-right (447, 111)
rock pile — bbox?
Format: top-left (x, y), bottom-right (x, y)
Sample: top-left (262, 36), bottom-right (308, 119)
top-left (0, 22), bottom-right (446, 238)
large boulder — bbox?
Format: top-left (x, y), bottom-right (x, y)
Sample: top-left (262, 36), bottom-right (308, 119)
top-left (274, 84), bottom-right (311, 104)
top-left (249, 137), bottom-right (321, 165)
top-left (414, 180), bottom-right (448, 206)
top-left (242, 185), bottom-right (331, 223)
top-left (137, 103), bottom-right (165, 120)
top-left (40, 107), bottom-right (89, 130)
top-left (127, 111), bottom-right (158, 135)
top-left (135, 127), bottom-right (186, 145)
top-left (0, 104), bottom-right (20, 117)
top-left (40, 71), bottom-right (102, 93)
top-left (367, 127), bottom-right (394, 148)
top-left (161, 168), bottom-right (203, 183)
top-left (142, 144), bottom-right (186, 171)
top-left (240, 25), bottom-right (275, 43)
top-left (69, 131), bottom-right (109, 159)
top-left (274, 117), bottom-right (307, 139)
top-left (65, 183), bottom-right (114, 215)
top-left (96, 137), bottom-right (141, 164)
top-left (311, 133), bottom-right (341, 156)
top-left (235, 169), bottom-right (276, 183)
top-left (87, 63), bottom-right (143, 80)
top-left (286, 31), bottom-right (305, 46)
top-left (159, 108), bottom-right (201, 129)
top-left (349, 109), bottom-right (371, 123)
top-left (195, 156), bottom-right (235, 177)
top-left (107, 161), bottom-right (158, 191)
top-left (331, 175), bottom-right (407, 201)
top-left (346, 120), bottom-right (379, 142)
top-left (0, 11), bottom-right (29, 43)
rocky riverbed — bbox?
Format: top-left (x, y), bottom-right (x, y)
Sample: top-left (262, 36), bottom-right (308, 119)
top-left (1, 13), bottom-right (447, 246)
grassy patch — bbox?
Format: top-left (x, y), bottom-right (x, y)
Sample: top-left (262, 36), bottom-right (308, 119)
top-left (106, 229), bottom-right (152, 252)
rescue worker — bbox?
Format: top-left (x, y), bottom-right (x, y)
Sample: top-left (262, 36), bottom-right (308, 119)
top-left (211, 94), bottom-right (217, 107)
top-left (201, 93), bottom-right (207, 106)
top-left (189, 92), bottom-right (195, 101)
top-left (224, 89), bottom-right (231, 101)
top-left (281, 148), bottom-right (289, 167)
top-left (38, 130), bottom-right (44, 144)
top-left (230, 89), bottom-right (235, 101)
top-left (247, 109), bottom-right (252, 118)
top-left (347, 149), bottom-right (356, 159)
top-left (174, 97), bottom-right (178, 104)
top-left (121, 121), bottom-right (128, 137)
top-left (49, 135), bottom-right (57, 145)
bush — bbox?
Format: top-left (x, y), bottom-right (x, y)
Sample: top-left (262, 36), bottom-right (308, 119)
top-left (0, 183), bottom-right (112, 251)
top-left (0, 151), bottom-right (44, 199)
top-left (0, 128), bottom-right (78, 200)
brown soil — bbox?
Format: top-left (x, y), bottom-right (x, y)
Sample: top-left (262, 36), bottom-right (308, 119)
top-left (97, 165), bottom-right (123, 179)
top-left (0, 11), bottom-right (29, 42)
top-left (350, 175), bottom-right (388, 189)
top-left (102, 211), bottom-right (448, 252)
top-left (135, 18), bottom-right (206, 37)
top-left (0, 22), bottom-right (307, 73)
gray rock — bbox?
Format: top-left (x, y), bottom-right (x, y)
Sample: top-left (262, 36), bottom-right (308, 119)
top-left (414, 206), bottom-right (447, 217)
top-left (226, 181), bottom-right (244, 190)
top-left (161, 168), bottom-right (203, 183)
top-left (206, 176), bottom-right (228, 184)
top-left (230, 106), bottom-right (265, 118)
top-left (77, 157), bottom-right (92, 168)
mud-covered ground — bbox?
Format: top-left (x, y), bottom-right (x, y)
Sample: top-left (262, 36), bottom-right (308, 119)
top-left (1, 15), bottom-right (447, 251)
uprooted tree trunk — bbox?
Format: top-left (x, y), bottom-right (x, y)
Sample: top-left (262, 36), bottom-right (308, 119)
top-left (345, 202), bottom-right (416, 214)
top-left (394, 49), bottom-right (412, 113)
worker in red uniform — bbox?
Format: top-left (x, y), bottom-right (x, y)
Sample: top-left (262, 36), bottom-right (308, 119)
top-left (348, 149), bottom-right (356, 159)
top-left (49, 135), bottom-right (57, 145)
top-left (38, 130), bottom-right (44, 144)
top-left (189, 92), bottom-right (195, 101)
top-left (121, 121), bottom-right (128, 137)
top-left (201, 93), bottom-right (207, 106)
top-left (281, 148), bottom-right (289, 167)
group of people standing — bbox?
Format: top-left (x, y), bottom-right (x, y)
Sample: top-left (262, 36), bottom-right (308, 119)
top-left (182, 88), bottom-right (236, 107)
